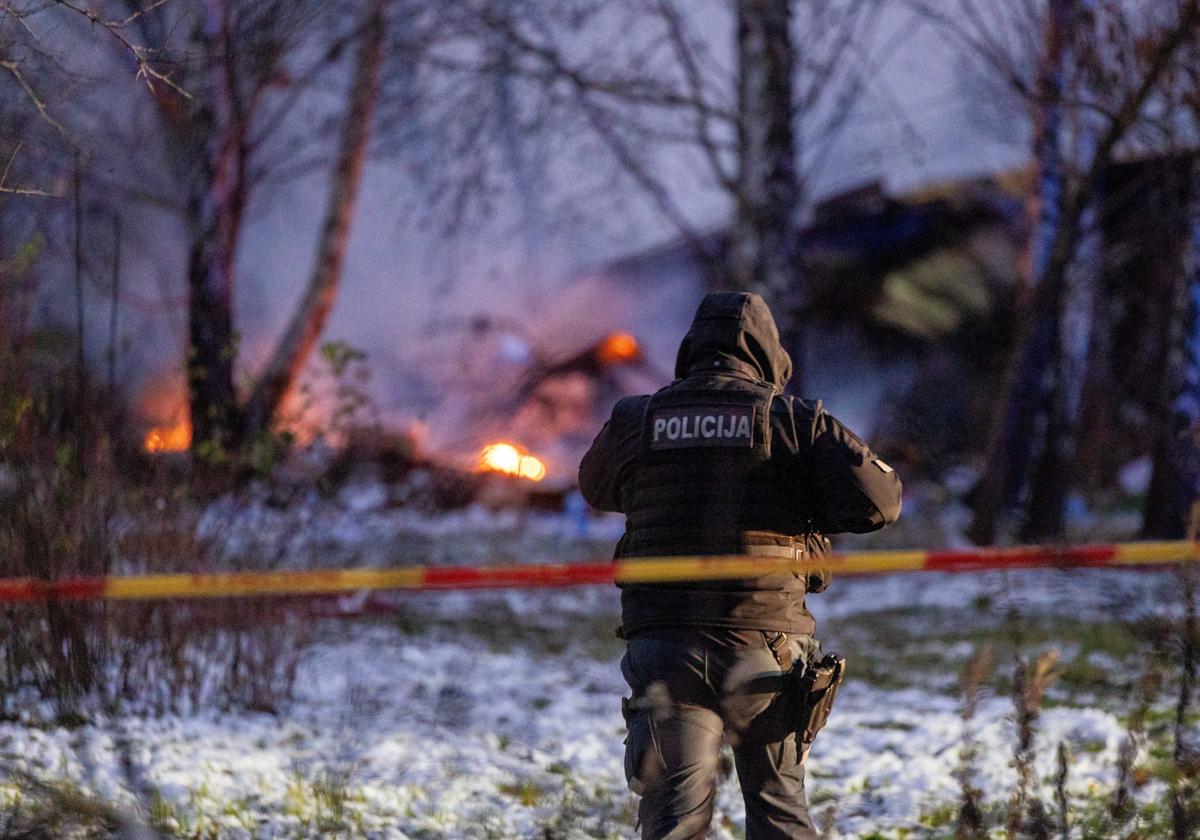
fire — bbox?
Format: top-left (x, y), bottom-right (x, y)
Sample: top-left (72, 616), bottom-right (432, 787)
top-left (144, 423), bottom-right (192, 454)
top-left (597, 332), bottom-right (639, 364)
top-left (477, 442), bottom-right (547, 481)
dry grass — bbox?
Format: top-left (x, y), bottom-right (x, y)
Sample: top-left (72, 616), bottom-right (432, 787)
top-left (0, 353), bottom-right (308, 724)
top-left (0, 770), bottom-right (134, 838)
top-left (954, 644), bottom-right (991, 840)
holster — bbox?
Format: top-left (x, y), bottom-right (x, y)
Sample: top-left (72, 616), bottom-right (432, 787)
top-left (793, 652), bottom-right (845, 748)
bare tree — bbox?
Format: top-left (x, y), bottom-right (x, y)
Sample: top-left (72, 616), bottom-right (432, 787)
top-left (242, 0), bottom-right (387, 435)
top-left (103, 1), bottom-right (327, 452)
top-left (94, 0), bottom-right (411, 455)
top-left (1025, 0), bottom-right (1200, 542)
top-left (418, 0), bottom-right (892, 391)
top-left (729, 0), bottom-right (798, 308)
top-left (2, 3), bottom-right (217, 412)
top-left (2, 0), bottom-right (195, 196)
top-left (1142, 63), bottom-right (1200, 542)
top-left (950, 0), bottom-right (1078, 545)
top-left (918, 0), bottom-right (1200, 542)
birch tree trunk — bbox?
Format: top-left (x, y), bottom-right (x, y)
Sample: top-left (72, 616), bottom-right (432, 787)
top-left (243, 0), bottom-right (387, 436)
top-left (729, 0), bottom-right (803, 388)
top-left (968, 0), bottom-right (1072, 544)
top-left (185, 0), bottom-right (248, 453)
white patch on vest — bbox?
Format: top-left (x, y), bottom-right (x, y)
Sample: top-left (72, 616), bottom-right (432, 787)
top-left (649, 405), bottom-right (756, 449)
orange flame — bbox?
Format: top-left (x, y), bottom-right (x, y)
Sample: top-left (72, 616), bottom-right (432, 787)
top-left (597, 332), bottom-right (639, 364)
top-left (477, 442), bottom-right (547, 481)
top-left (144, 423), bottom-right (192, 454)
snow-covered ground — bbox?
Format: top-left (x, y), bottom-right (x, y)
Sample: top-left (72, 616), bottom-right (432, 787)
top-left (0, 613), bottom-right (1154, 838)
top-left (1, 500), bottom-right (1186, 837)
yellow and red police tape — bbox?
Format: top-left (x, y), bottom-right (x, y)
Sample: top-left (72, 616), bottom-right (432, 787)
top-left (0, 541), bottom-right (1196, 603)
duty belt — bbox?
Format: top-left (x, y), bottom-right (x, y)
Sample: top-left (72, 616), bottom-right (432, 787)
top-left (744, 544), bottom-right (805, 560)
top-left (766, 631), bottom-right (794, 672)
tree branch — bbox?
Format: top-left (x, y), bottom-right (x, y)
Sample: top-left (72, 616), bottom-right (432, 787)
top-left (655, 0), bottom-right (736, 192)
top-left (49, 0), bottom-right (190, 98)
top-left (1, 57), bottom-right (74, 142)
top-left (0, 140), bottom-right (63, 196)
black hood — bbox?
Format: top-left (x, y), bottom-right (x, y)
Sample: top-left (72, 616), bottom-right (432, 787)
top-left (674, 291), bottom-right (792, 388)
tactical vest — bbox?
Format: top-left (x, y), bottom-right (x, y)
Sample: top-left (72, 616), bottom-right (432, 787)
top-left (617, 377), bottom-right (815, 636)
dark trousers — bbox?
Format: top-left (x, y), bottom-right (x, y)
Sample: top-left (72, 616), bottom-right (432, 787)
top-left (621, 631), bottom-right (821, 840)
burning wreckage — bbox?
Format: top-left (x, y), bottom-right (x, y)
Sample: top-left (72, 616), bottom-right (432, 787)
top-left (139, 331), bottom-right (656, 512)
top-left (93, 160), bottom-right (1200, 528)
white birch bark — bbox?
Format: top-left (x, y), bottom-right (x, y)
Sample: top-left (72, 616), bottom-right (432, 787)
top-left (243, 0), bottom-right (388, 435)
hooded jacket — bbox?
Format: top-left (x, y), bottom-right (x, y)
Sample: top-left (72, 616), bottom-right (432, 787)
top-left (579, 291), bottom-right (902, 636)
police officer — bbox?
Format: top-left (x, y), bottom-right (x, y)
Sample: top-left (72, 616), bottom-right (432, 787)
top-left (578, 291), bottom-right (902, 840)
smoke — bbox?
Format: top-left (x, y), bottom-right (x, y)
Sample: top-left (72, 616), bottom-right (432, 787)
top-left (19, 2), bottom-right (1030, 459)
